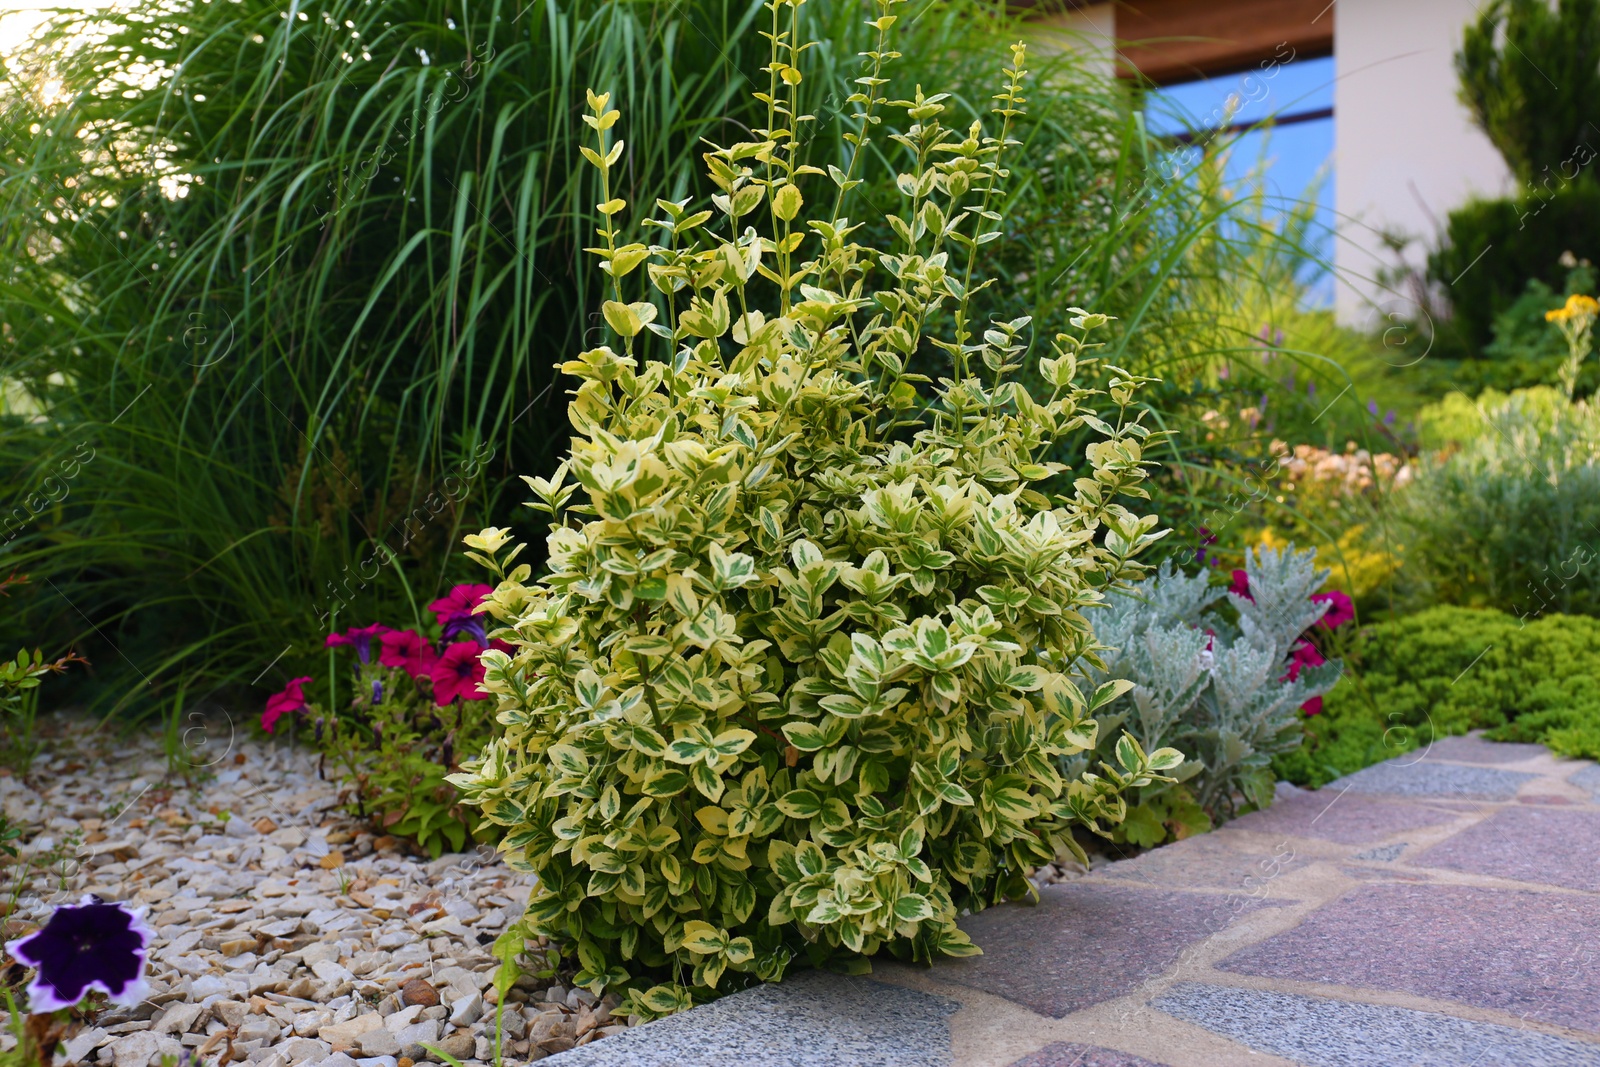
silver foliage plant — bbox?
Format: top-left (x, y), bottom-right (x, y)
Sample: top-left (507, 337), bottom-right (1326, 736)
top-left (1073, 544), bottom-right (1341, 823)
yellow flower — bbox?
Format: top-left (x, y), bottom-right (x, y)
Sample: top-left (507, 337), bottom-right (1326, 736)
top-left (1546, 293), bottom-right (1600, 323)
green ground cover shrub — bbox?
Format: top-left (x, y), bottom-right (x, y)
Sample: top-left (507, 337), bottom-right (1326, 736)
top-left (1075, 547), bottom-right (1344, 846)
top-left (1396, 387), bottom-right (1600, 617)
top-left (1274, 605), bottom-right (1600, 787)
top-left (449, 7), bottom-right (1181, 1016)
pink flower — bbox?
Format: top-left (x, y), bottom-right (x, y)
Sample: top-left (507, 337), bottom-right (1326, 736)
top-left (1280, 640), bottom-right (1327, 716)
top-left (325, 623), bottom-right (391, 664)
top-left (428, 583), bottom-right (493, 645)
top-left (379, 629), bottom-right (437, 679)
top-left (1281, 639), bottom-right (1326, 682)
top-left (1311, 589), bottom-right (1355, 630)
top-left (1229, 569), bottom-right (1253, 600)
top-left (427, 583), bottom-right (492, 626)
top-left (431, 642), bottom-right (487, 706)
top-left (262, 676), bottom-right (312, 733)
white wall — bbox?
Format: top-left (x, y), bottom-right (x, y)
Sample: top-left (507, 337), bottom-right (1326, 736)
top-left (1334, 0), bottom-right (1513, 327)
top-left (1025, 1), bottom-right (1116, 82)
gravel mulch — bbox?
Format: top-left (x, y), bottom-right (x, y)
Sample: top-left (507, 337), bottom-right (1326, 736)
top-left (0, 718), bottom-right (625, 1066)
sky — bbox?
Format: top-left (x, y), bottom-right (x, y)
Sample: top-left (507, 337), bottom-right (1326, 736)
top-left (1145, 54), bottom-right (1338, 305)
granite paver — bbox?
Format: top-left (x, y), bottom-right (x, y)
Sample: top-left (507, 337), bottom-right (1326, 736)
top-left (1406, 734), bottom-right (1548, 765)
top-left (1216, 883), bottom-right (1600, 1033)
top-left (1569, 762), bottom-right (1600, 800)
top-left (1092, 830), bottom-right (1304, 891)
top-left (1325, 758), bottom-right (1536, 800)
top-left (1224, 784), bottom-right (1459, 844)
top-left (1411, 805), bottom-right (1600, 890)
top-left (1154, 983), bottom-right (1600, 1067)
top-left (1005, 1043), bottom-right (1174, 1067)
top-left (545, 973), bottom-right (960, 1067)
top-left (934, 882), bottom-right (1280, 1018)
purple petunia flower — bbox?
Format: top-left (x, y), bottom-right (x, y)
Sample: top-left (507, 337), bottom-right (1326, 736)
top-left (5, 896), bottom-right (153, 1012)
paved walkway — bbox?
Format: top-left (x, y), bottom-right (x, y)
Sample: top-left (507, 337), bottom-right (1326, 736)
top-left (548, 734), bottom-right (1600, 1067)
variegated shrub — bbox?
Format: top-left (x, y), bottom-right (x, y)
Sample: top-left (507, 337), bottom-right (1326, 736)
top-left (448, 0), bottom-right (1179, 1018)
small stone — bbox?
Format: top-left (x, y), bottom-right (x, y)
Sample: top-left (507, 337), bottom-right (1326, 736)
top-left (320, 1014), bottom-right (385, 1049)
top-left (220, 937), bottom-right (258, 958)
top-left (356, 1058), bottom-right (398, 1067)
top-left (111, 1031), bottom-right (179, 1067)
top-left (213, 1002), bottom-right (248, 1029)
top-left (384, 1006), bottom-right (423, 1033)
top-left (432, 1032), bottom-right (475, 1062)
top-left (401, 978), bottom-right (440, 1008)
top-left (566, 988), bottom-right (596, 1010)
top-left (237, 1017), bottom-right (280, 1044)
top-left (393, 1019), bottom-right (439, 1051)
top-left (153, 1003), bottom-right (204, 1035)
top-left (253, 817), bottom-right (278, 834)
top-left (358, 1029), bottom-right (402, 1058)
top-left (447, 992), bottom-right (482, 1028)
top-left (64, 1027), bottom-right (110, 1064)
top-left (320, 852), bottom-right (347, 869)
top-left (280, 1037), bottom-right (331, 1064)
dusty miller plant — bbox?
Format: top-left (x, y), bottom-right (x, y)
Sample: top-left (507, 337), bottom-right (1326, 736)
top-left (1071, 545), bottom-right (1340, 839)
top-left (449, 0), bottom-right (1179, 1017)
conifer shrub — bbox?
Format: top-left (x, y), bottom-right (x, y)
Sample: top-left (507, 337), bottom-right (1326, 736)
top-left (448, 0), bottom-right (1180, 1017)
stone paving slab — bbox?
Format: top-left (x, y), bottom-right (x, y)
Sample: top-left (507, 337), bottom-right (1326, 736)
top-left (935, 882), bottom-right (1280, 1018)
top-left (1005, 1043), bottom-right (1174, 1067)
top-left (1225, 785), bottom-right (1460, 844)
top-left (1154, 983), bottom-right (1600, 1067)
top-left (1408, 734), bottom-right (1549, 765)
top-left (544, 972), bottom-right (959, 1067)
top-left (1091, 831), bottom-right (1304, 892)
top-left (1411, 805), bottom-right (1600, 891)
top-left (1569, 763), bottom-right (1600, 800)
top-left (1325, 758), bottom-right (1536, 800)
top-left (1216, 883), bottom-right (1600, 1034)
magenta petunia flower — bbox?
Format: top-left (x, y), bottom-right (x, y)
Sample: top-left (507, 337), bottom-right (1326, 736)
top-left (261, 676), bottom-right (313, 733)
top-left (1228, 569), bottom-right (1253, 601)
top-left (1301, 695), bottom-right (1324, 716)
top-left (427, 584), bottom-right (493, 645)
top-left (1311, 589), bottom-right (1355, 630)
top-left (431, 641), bottom-right (488, 706)
top-left (379, 629), bottom-right (438, 679)
top-left (5, 896), bottom-right (153, 1011)
top-left (1280, 639), bottom-right (1326, 682)
top-left (326, 623), bottom-right (391, 664)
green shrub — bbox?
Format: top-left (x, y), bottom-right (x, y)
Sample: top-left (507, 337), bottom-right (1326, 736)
top-left (449, 7), bottom-right (1181, 1017)
top-left (1456, 0), bottom-right (1600, 187)
top-left (1428, 186), bottom-right (1600, 352)
top-left (1398, 388), bottom-right (1600, 616)
top-left (1075, 548), bottom-right (1343, 846)
top-left (1274, 606), bottom-right (1600, 786)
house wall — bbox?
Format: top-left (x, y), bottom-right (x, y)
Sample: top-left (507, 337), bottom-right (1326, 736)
top-left (1025, 2), bottom-right (1117, 80)
top-left (1332, 0), bottom-right (1511, 327)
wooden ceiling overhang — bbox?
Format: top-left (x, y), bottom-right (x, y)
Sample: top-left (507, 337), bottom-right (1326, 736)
top-left (1021, 1), bottom-right (1336, 84)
